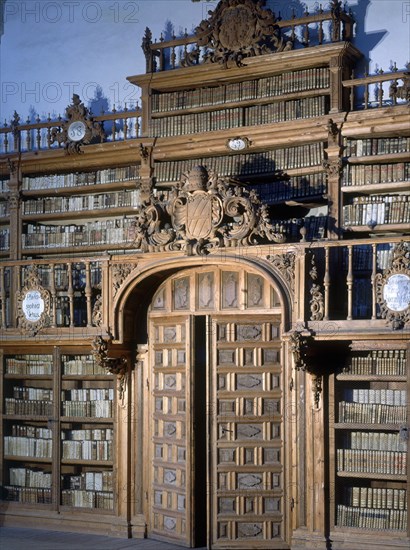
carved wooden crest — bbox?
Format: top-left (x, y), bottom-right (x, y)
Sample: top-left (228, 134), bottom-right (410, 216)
top-left (131, 165), bottom-right (285, 255)
top-left (375, 242), bottom-right (410, 329)
top-left (195, 0), bottom-right (292, 67)
top-left (16, 265), bottom-right (51, 335)
top-left (50, 94), bottom-right (105, 154)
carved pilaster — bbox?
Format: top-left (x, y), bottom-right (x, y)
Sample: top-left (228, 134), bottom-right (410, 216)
top-left (139, 144), bottom-right (154, 202)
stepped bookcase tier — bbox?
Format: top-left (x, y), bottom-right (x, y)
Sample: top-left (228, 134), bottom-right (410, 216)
top-left (1, 351), bottom-right (115, 513)
top-left (331, 345), bottom-right (409, 536)
top-left (341, 137), bottom-right (410, 236)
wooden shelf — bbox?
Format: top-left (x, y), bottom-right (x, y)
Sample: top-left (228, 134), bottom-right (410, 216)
top-left (4, 374), bottom-right (53, 380)
top-left (21, 179), bottom-right (138, 197)
top-left (336, 374), bottom-right (406, 382)
top-left (3, 455), bottom-right (52, 463)
top-left (3, 415), bottom-right (51, 422)
top-left (22, 206), bottom-right (139, 223)
top-left (62, 375), bottom-right (114, 381)
top-left (334, 423), bottom-right (403, 431)
top-left (61, 459), bottom-right (113, 466)
top-left (341, 181), bottom-right (410, 194)
top-left (343, 223), bottom-right (410, 233)
top-left (337, 471), bottom-right (407, 481)
top-left (60, 417), bottom-right (113, 424)
top-left (345, 152), bottom-right (410, 163)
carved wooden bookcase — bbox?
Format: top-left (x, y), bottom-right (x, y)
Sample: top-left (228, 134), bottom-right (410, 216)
top-left (0, 1), bottom-right (409, 548)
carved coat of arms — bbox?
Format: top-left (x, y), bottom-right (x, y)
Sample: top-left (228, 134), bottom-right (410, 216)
top-left (130, 165), bottom-right (285, 255)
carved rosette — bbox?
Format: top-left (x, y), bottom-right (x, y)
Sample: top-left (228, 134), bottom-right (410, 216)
top-left (195, 0), bottom-right (292, 67)
top-left (112, 263), bottom-right (138, 298)
top-left (91, 336), bottom-right (128, 400)
top-left (375, 242), bottom-right (410, 329)
top-left (130, 166), bottom-right (285, 255)
top-left (266, 252), bottom-right (295, 294)
top-left (16, 266), bottom-right (51, 336)
top-left (50, 94), bottom-right (105, 155)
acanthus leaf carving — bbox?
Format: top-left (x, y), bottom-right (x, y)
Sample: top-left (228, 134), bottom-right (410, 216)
top-left (91, 336), bottom-right (128, 401)
top-left (289, 330), bottom-right (322, 408)
top-left (266, 252), bottom-right (295, 294)
top-left (130, 165), bottom-right (286, 255)
top-left (112, 263), bottom-right (138, 298)
top-left (195, 0), bottom-right (293, 68)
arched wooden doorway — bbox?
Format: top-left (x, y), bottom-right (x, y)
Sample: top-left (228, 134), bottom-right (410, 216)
top-left (143, 265), bottom-right (290, 549)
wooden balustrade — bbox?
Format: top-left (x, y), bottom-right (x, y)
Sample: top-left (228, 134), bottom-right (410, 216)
top-left (0, 237), bottom-right (407, 331)
top-left (0, 108), bottom-right (142, 155)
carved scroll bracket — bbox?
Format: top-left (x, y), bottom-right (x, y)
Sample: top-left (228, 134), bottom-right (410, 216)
top-left (289, 331), bottom-right (322, 408)
top-left (92, 336), bottom-right (128, 401)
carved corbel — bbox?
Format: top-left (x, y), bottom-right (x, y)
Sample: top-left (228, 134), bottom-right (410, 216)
top-left (289, 331), bottom-right (322, 408)
top-left (92, 336), bottom-right (128, 400)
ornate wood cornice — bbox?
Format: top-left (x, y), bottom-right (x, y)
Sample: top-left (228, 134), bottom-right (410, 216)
top-left (195, 0), bottom-right (293, 68)
top-left (91, 336), bottom-right (128, 400)
top-left (130, 165), bottom-right (286, 256)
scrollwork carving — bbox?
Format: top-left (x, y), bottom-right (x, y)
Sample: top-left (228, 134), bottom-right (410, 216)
top-left (266, 252), bottom-right (295, 294)
top-left (195, 0), bottom-right (292, 68)
top-left (16, 265), bottom-right (51, 336)
top-left (91, 295), bottom-right (103, 327)
top-left (309, 252), bottom-right (324, 321)
top-left (130, 165), bottom-right (285, 256)
top-left (112, 263), bottom-right (138, 298)
top-left (91, 336), bottom-right (128, 400)
top-left (289, 331), bottom-right (321, 408)
top-left (375, 242), bottom-right (410, 329)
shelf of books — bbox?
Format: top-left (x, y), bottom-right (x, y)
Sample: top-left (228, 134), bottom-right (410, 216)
top-left (1, 350), bottom-right (116, 513)
top-left (0, 175), bottom-right (10, 256)
top-left (330, 343), bottom-right (409, 538)
top-left (20, 165), bottom-right (141, 255)
top-left (341, 137), bottom-right (410, 233)
top-left (149, 67), bottom-right (330, 137)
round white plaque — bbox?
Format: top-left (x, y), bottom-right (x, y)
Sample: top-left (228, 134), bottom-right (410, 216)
top-left (22, 290), bottom-right (45, 322)
top-left (383, 273), bottom-right (410, 312)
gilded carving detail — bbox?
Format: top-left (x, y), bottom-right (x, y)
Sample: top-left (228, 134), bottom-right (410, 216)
top-left (131, 165), bottom-right (285, 256)
top-left (195, 0), bottom-right (292, 68)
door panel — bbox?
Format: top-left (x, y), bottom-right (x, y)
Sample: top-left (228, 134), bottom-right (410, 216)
top-left (149, 318), bottom-right (193, 545)
top-left (210, 317), bottom-right (285, 548)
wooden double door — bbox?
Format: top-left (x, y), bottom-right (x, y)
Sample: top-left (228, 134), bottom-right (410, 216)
top-left (146, 269), bottom-right (288, 548)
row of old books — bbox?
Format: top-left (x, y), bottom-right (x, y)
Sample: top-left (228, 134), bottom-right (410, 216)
top-left (250, 173), bottom-right (327, 203)
top-left (4, 435), bottom-right (52, 458)
top-left (0, 178), bottom-right (10, 192)
top-left (0, 228), bottom-right (9, 250)
top-left (154, 143), bottom-right (325, 183)
top-left (26, 264), bottom-right (102, 291)
top-left (61, 489), bottom-right (114, 509)
top-left (61, 440), bottom-right (112, 461)
top-left (61, 400), bottom-right (113, 418)
top-left (343, 389), bottom-right (406, 405)
top-left (344, 137), bottom-right (410, 157)
top-left (342, 350), bottom-right (406, 376)
top-left (344, 486), bottom-right (407, 510)
top-left (149, 97), bottom-right (328, 137)
top-left (5, 397), bottom-right (53, 416)
top-left (10, 424), bottom-right (52, 438)
top-left (23, 189), bottom-right (141, 216)
top-left (337, 448), bottom-right (407, 475)
top-left (62, 355), bottom-right (107, 376)
top-left (22, 165), bottom-right (140, 191)
top-left (337, 505), bottom-right (407, 531)
top-left (63, 470), bottom-right (113, 492)
top-left (8, 466), bottom-right (51, 488)
top-left (11, 386), bottom-right (52, 400)
top-left (62, 428), bottom-right (113, 441)
top-left (0, 201), bottom-right (9, 217)
top-left (61, 388), bottom-right (113, 401)
top-left (244, 96), bottom-right (328, 125)
top-left (342, 162), bottom-right (410, 186)
top-left (22, 218), bottom-right (135, 249)
top-left (338, 402), bottom-right (407, 424)
top-left (5, 355), bottom-right (53, 375)
top-left (151, 67), bottom-right (330, 112)
top-left (3, 486), bottom-right (52, 504)
top-left (345, 431), bottom-right (407, 452)
top-left (343, 195), bottom-right (410, 227)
